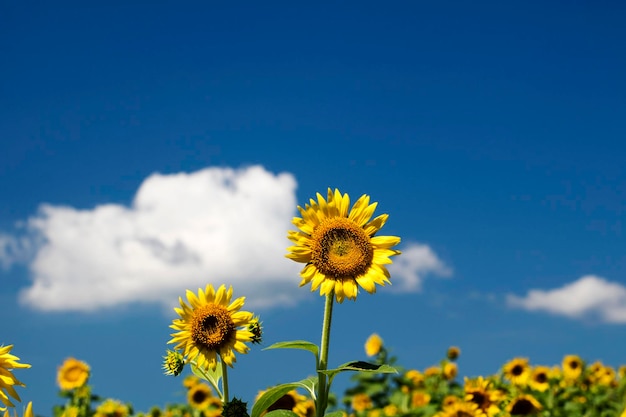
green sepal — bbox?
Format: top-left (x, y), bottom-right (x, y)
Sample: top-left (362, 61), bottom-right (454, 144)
top-left (251, 377), bottom-right (318, 417)
top-left (190, 362), bottom-right (223, 398)
top-left (263, 340), bottom-right (319, 363)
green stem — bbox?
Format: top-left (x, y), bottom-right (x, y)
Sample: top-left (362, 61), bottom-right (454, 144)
top-left (221, 359), bottom-right (230, 403)
top-left (316, 291), bottom-right (335, 417)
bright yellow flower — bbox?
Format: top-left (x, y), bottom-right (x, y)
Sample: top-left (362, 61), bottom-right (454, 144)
top-left (57, 358), bottom-right (90, 391)
top-left (443, 363), bottom-right (458, 380)
top-left (442, 396), bottom-right (459, 408)
top-left (436, 401), bottom-right (486, 417)
top-left (286, 188), bottom-right (401, 302)
top-left (464, 377), bottom-right (502, 417)
top-left (351, 393), bottom-right (373, 412)
top-left (2, 402), bottom-right (33, 417)
top-left (562, 355), bottom-right (583, 381)
top-left (528, 366), bottom-right (551, 392)
top-left (168, 284), bottom-right (255, 371)
top-left (364, 334), bottom-right (383, 357)
top-left (411, 391), bottom-right (431, 407)
top-left (424, 366), bottom-right (440, 377)
top-left (94, 399), bottom-right (130, 417)
top-left (405, 370), bottom-right (424, 387)
top-left (183, 375), bottom-right (200, 389)
top-left (202, 397), bottom-right (223, 417)
top-left (187, 383), bottom-right (213, 410)
top-left (60, 406), bottom-right (79, 417)
top-left (0, 345), bottom-right (31, 410)
top-left (257, 390), bottom-right (310, 417)
top-left (506, 394), bottom-right (542, 415)
top-left (502, 358), bottom-right (530, 386)
top-left (383, 405), bottom-right (397, 416)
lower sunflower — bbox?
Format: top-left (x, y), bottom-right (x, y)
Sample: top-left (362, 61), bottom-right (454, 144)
top-left (168, 284), bottom-right (255, 371)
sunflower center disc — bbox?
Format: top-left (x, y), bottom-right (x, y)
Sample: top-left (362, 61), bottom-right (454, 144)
top-left (190, 304), bottom-right (236, 350)
top-left (311, 217), bottom-right (374, 278)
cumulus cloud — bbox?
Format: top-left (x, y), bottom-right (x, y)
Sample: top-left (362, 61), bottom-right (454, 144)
top-left (507, 275), bottom-right (626, 323)
top-left (386, 243), bottom-right (452, 292)
top-left (1, 165), bottom-right (451, 313)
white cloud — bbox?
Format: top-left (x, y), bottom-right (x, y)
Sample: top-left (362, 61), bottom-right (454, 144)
top-left (0, 233), bottom-right (33, 270)
top-left (1, 165), bottom-right (451, 312)
top-left (386, 243), bottom-right (452, 292)
top-left (16, 165), bottom-right (303, 312)
top-left (507, 275), bottom-right (626, 323)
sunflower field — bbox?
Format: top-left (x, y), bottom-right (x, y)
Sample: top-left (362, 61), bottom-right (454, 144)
top-left (3, 189), bottom-right (626, 417)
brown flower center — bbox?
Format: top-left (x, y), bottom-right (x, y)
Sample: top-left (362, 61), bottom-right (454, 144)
top-left (191, 304), bottom-right (236, 351)
top-left (310, 217), bottom-right (373, 278)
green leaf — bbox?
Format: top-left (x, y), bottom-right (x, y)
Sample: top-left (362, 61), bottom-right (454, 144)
top-left (264, 411), bottom-right (300, 417)
top-left (251, 378), bottom-right (318, 417)
top-left (324, 412), bottom-right (345, 417)
top-left (319, 361), bottom-right (398, 383)
top-left (263, 340), bottom-right (319, 361)
top-left (190, 362), bottom-right (223, 397)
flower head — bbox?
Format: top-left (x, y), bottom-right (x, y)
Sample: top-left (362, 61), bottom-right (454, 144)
top-left (503, 358), bottom-right (530, 386)
top-left (57, 358), bottom-right (90, 391)
top-left (0, 345), bottom-right (31, 410)
top-left (162, 350), bottom-right (185, 376)
top-left (287, 188), bottom-right (401, 302)
top-left (447, 346), bottom-right (461, 361)
top-left (93, 399), bottom-right (130, 417)
top-left (168, 284), bottom-right (255, 371)
top-left (364, 333), bottom-right (383, 357)
top-left (506, 394), bottom-right (542, 415)
top-left (187, 383), bottom-right (214, 410)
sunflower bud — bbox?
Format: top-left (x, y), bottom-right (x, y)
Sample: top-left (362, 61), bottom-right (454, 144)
top-left (222, 398), bottom-right (249, 417)
top-left (247, 316), bottom-right (263, 344)
top-left (162, 350), bottom-right (185, 376)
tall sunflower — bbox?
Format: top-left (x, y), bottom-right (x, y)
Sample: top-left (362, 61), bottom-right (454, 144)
top-left (286, 188), bottom-right (401, 302)
top-left (0, 345), bottom-right (31, 410)
top-left (169, 284), bottom-right (255, 371)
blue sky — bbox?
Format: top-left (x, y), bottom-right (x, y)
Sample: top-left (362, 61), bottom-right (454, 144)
top-left (2, 0), bottom-right (626, 414)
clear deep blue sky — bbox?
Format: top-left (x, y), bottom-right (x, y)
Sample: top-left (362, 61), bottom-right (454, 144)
top-left (2, 1), bottom-right (626, 415)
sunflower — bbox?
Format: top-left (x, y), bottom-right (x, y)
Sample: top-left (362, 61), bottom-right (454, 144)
top-left (257, 390), bottom-right (311, 417)
top-left (0, 345), bottom-right (31, 410)
top-left (351, 393), bottom-right (373, 412)
top-left (447, 346), bottom-right (461, 361)
top-left (506, 394), bottom-right (542, 415)
top-left (93, 399), bottom-right (130, 417)
top-left (435, 401), bottom-right (486, 417)
top-left (168, 284), bottom-right (255, 371)
top-left (203, 397), bottom-right (223, 417)
top-left (187, 383), bottom-right (213, 410)
top-left (464, 377), bottom-right (502, 417)
top-left (364, 334), bottom-right (383, 357)
top-left (443, 363), bottom-right (458, 380)
top-left (528, 366), bottom-right (550, 392)
top-left (411, 391), bottom-right (431, 408)
top-left (286, 188), bottom-right (401, 302)
top-left (562, 354), bottom-right (583, 381)
top-left (57, 358), bottom-right (90, 391)
top-left (502, 358), bottom-right (530, 386)
top-left (3, 402), bottom-right (33, 417)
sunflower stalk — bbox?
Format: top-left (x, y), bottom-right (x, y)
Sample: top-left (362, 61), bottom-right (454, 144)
top-left (221, 359), bottom-right (230, 403)
top-left (316, 291), bottom-right (335, 417)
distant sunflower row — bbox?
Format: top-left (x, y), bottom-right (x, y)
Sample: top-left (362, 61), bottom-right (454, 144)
top-left (342, 334), bottom-right (626, 417)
